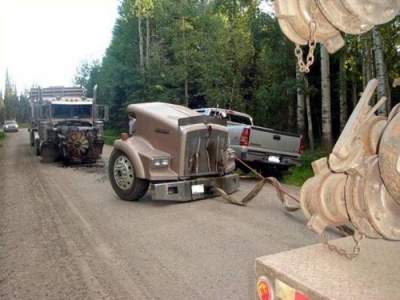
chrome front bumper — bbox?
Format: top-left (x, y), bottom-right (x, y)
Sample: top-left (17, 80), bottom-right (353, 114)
top-left (150, 173), bottom-right (240, 201)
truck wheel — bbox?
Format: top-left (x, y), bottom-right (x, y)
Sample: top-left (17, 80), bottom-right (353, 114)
top-left (30, 131), bottom-right (34, 146)
top-left (109, 150), bottom-right (149, 201)
top-left (35, 139), bottom-right (41, 156)
top-left (235, 160), bottom-right (250, 174)
top-left (40, 143), bottom-right (58, 163)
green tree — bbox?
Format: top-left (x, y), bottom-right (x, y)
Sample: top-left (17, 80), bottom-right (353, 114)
top-left (4, 70), bottom-right (18, 120)
top-left (16, 94), bottom-right (31, 124)
top-left (0, 92), bottom-right (5, 124)
top-left (74, 60), bottom-right (101, 97)
top-left (75, 0), bottom-right (400, 150)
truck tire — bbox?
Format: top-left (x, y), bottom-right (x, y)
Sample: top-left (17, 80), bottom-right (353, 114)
top-left (35, 139), bottom-right (41, 156)
top-left (40, 143), bottom-right (58, 163)
top-left (109, 150), bottom-right (149, 201)
top-left (30, 131), bottom-right (34, 146)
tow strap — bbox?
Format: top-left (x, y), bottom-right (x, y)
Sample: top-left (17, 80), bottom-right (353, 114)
top-left (216, 157), bottom-right (353, 237)
top-left (215, 157), bottom-right (300, 212)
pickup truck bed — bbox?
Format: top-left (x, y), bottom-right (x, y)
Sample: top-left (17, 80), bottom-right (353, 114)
top-left (195, 108), bottom-right (303, 170)
top-left (228, 123), bottom-right (302, 169)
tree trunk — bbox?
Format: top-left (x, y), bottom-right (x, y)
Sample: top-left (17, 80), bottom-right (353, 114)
top-left (146, 17), bottom-right (150, 69)
top-left (362, 37), bottom-right (367, 88)
top-left (320, 45), bottom-right (332, 149)
top-left (372, 27), bottom-right (387, 115)
top-left (362, 33), bottom-right (373, 88)
top-left (288, 94), bottom-right (295, 131)
top-left (352, 80), bottom-right (358, 111)
top-left (182, 18), bottom-right (189, 107)
top-left (305, 76), bottom-right (314, 151)
top-left (296, 65), bottom-right (305, 134)
top-left (138, 17), bottom-right (144, 75)
top-left (339, 51), bottom-right (347, 131)
top-left (385, 62), bottom-right (391, 112)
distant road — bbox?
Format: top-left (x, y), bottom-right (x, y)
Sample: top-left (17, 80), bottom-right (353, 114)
top-left (0, 130), bottom-right (333, 299)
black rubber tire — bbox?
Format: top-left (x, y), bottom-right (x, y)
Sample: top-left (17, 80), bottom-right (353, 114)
top-left (30, 131), bottom-right (34, 146)
top-left (35, 139), bottom-right (41, 156)
top-left (235, 160), bottom-right (250, 174)
top-left (109, 149), bottom-right (149, 201)
top-left (40, 143), bottom-right (58, 163)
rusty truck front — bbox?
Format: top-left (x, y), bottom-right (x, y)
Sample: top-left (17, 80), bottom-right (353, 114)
top-left (109, 102), bottom-right (239, 202)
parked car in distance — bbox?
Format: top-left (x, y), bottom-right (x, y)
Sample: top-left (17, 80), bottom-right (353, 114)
top-left (3, 120), bottom-right (19, 132)
top-left (194, 108), bottom-right (304, 172)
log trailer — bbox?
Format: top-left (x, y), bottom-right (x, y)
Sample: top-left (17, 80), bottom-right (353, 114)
top-left (256, 1), bottom-right (400, 300)
top-left (29, 86), bottom-right (108, 163)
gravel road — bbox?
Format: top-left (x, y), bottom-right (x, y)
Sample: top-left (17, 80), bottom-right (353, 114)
top-left (0, 130), bottom-right (332, 299)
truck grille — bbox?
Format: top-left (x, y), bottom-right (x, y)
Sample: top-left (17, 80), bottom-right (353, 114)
top-left (184, 128), bottom-right (228, 177)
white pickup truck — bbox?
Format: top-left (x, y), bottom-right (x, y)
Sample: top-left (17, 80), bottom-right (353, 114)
top-left (194, 108), bottom-right (303, 171)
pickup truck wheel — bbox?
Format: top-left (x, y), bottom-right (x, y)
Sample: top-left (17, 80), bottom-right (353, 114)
top-left (109, 150), bottom-right (149, 201)
top-left (235, 160), bottom-right (250, 174)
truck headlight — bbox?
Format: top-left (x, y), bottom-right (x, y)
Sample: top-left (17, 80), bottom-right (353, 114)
top-left (227, 148), bottom-right (236, 160)
top-left (152, 157), bottom-right (169, 168)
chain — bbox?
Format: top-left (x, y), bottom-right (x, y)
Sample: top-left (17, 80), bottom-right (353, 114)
top-left (322, 230), bottom-right (365, 260)
top-left (295, 21), bottom-right (317, 73)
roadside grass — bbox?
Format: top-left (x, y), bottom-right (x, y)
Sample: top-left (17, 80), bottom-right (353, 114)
top-left (0, 131), bottom-right (6, 147)
top-left (283, 148), bottom-right (328, 187)
top-left (103, 129), bottom-right (120, 146)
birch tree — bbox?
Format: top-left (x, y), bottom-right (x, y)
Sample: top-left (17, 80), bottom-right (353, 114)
top-left (351, 81), bottom-right (358, 110)
top-left (339, 50), bottom-right (347, 131)
top-left (372, 27), bottom-right (387, 115)
top-left (304, 76), bottom-right (314, 151)
top-left (320, 45), bottom-right (332, 149)
top-left (362, 33), bottom-right (373, 88)
top-left (296, 65), bottom-right (305, 134)
top-left (181, 16), bottom-right (190, 106)
top-left (0, 96), bottom-right (5, 124)
top-left (131, 0), bottom-right (155, 75)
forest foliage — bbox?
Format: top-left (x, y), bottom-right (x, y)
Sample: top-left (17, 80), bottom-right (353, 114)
top-left (0, 71), bottom-right (31, 125)
top-left (71, 0), bottom-right (399, 147)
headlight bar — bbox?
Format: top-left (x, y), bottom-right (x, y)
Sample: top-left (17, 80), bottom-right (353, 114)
top-left (152, 157), bottom-right (169, 168)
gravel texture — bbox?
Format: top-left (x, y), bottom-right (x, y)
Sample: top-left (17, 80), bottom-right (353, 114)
top-left (0, 130), bottom-right (333, 299)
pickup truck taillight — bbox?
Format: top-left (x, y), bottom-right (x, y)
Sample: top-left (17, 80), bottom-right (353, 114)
top-left (240, 128), bottom-right (251, 146)
top-left (298, 135), bottom-right (305, 154)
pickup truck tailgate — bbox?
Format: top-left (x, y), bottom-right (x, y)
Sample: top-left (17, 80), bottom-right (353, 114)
top-left (250, 126), bottom-right (301, 157)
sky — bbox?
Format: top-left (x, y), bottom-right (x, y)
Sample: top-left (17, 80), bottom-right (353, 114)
top-left (0, 0), bottom-right (120, 94)
top-left (0, 0), bottom-right (272, 95)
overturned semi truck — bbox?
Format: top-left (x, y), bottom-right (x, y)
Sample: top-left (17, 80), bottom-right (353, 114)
top-left (29, 86), bottom-right (108, 163)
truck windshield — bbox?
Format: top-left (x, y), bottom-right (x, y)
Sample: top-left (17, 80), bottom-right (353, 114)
top-left (52, 104), bottom-right (92, 119)
top-left (228, 114), bottom-right (252, 125)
